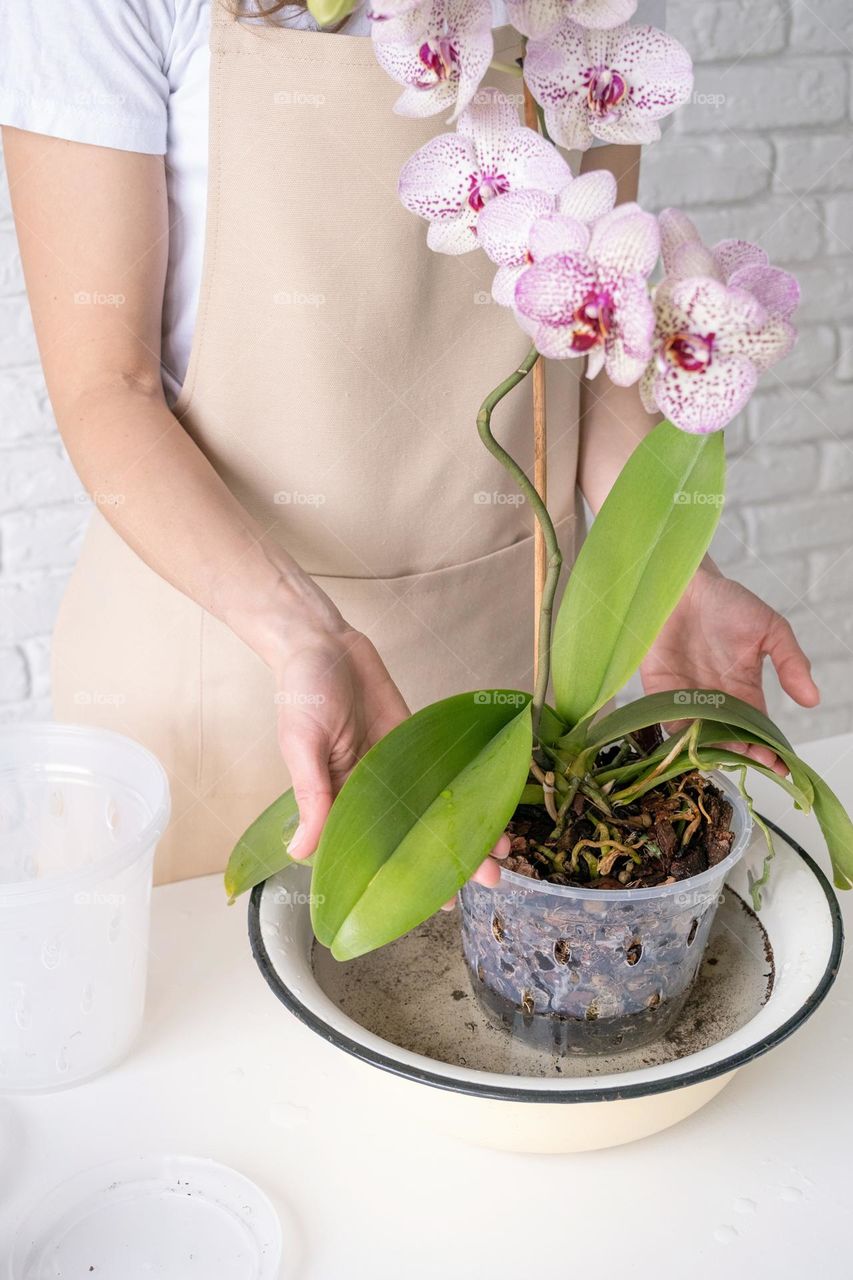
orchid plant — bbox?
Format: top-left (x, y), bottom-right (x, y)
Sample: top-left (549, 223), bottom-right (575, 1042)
top-left (225, 0), bottom-right (853, 958)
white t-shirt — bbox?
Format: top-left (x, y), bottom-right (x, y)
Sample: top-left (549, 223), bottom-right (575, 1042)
top-left (0, 0), bottom-right (665, 406)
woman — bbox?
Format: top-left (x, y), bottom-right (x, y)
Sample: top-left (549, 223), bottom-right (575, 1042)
top-left (0, 1), bottom-right (818, 885)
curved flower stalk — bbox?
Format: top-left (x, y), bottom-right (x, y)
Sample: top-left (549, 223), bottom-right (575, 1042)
top-left (398, 87), bottom-right (572, 253)
top-left (641, 210), bottom-right (799, 434)
top-left (523, 21), bottom-right (693, 150)
top-left (506, 0), bottom-right (638, 39)
top-left (514, 202), bottom-right (660, 384)
top-left (371, 0), bottom-right (494, 118)
top-left (477, 168), bottom-right (617, 303)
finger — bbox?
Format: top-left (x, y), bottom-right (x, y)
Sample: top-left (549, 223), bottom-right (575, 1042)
top-left (440, 897), bottom-right (457, 912)
top-left (490, 833), bottom-right (511, 860)
top-left (719, 738), bottom-right (788, 778)
top-left (279, 726), bottom-right (334, 860)
top-left (765, 616), bottom-right (820, 708)
top-left (472, 857), bottom-right (502, 888)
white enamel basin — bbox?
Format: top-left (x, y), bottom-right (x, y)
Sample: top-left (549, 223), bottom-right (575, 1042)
top-left (248, 819), bottom-right (842, 1153)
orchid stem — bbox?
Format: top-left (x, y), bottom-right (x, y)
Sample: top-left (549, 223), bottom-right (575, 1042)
top-left (490, 59), bottom-right (523, 76)
top-left (476, 346), bottom-right (562, 740)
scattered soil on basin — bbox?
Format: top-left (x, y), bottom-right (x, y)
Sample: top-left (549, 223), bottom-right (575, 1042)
top-left (506, 768), bottom-right (734, 890)
top-left (311, 887), bottom-right (774, 1079)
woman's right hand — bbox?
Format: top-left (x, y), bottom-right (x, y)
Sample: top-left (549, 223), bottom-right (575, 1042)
top-left (273, 621), bottom-right (510, 887)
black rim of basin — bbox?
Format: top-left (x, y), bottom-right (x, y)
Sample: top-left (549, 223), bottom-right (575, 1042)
top-left (247, 816), bottom-right (844, 1105)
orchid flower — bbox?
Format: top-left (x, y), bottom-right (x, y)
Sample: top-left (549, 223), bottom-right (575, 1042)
top-left (641, 212), bottom-right (799, 434)
top-left (514, 202), bottom-right (660, 384)
top-left (505, 0), bottom-right (637, 40)
top-left (398, 87), bottom-right (573, 254)
top-left (372, 0), bottom-right (493, 118)
top-left (523, 21), bottom-right (693, 150)
top-left (477, 168), bottom-right (617, 304)
top-left (659, 208), bottom-right (800, 321)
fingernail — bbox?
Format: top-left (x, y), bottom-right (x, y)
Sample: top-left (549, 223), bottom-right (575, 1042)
top-left (288, 822), bottom-right (306, 857)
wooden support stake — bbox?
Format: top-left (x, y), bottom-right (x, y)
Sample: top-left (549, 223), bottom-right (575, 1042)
top-left (523, 79), bottom-right (548, 684)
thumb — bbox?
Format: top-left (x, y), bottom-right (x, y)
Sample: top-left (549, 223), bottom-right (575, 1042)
top-left (765, 615), bottom-right (820, 708)
top-left (279, 723), bottom-right (334, 860)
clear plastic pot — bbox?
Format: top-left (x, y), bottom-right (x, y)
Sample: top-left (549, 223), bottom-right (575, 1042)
top-left (459, 771), bottom-right (752, 1055)
top-left (0, 724), bottom-right (170, 1091)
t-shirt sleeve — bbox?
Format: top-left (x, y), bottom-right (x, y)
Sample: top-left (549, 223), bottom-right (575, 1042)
top-left (0, 1), bottom-right (172, 154)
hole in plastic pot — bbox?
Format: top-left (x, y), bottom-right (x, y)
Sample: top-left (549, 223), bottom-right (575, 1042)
top-left (491, 914), bottom-right (505, 943)
top-left (647, 991), bottom-right (662, 1009)
top-left (687, 917), bottom-right (699, 946)
top-left (554, 939), bottom-right (572, 965)
top-left (585, 1002), bottom-right (599, 1021)
top-left (626, 940), bottom-right (642, 966)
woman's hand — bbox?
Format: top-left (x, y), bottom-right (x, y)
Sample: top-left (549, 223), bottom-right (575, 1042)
top-left (274, 621), bottom-right (510, 885)
top-left (639, 565), bottom-right (820, 774)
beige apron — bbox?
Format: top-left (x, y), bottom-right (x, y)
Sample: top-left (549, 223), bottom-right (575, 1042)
top-left (51, 4), bottom-right (582, 883)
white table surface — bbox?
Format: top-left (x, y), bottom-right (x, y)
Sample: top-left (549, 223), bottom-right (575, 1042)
top-left (2, 734), bottom-right (852, 1278)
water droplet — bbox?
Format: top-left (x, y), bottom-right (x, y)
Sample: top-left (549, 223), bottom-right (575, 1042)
top-left (441, 789), bottom-right (453, 801)
top-left (41, 937), bottom-right (62, 970)
top-left (714, 1225), bottom-right (738, 1244)
top-left (14, 988), bottom-right (31, 1030)
top-left (780, 1186), bottom-right (803, 1203)
top-left (733, 1198), bottom-right (756, 1215)
top-left (81, 984), bottom-right (94, 1014)
top-left (106, 798), bottom-right (120, 833)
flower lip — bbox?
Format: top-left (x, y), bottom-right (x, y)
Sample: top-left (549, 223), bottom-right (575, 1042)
top-left (585, 65), bottom-right (628, 117)
top-left (467, 170), bottom-right (512, 212)
top-left (417, 37), bottom-right (460, 85)
top-left (662, 331), bottom-right (716, 374)
top-left (572, 288), bottom-right (615, 350)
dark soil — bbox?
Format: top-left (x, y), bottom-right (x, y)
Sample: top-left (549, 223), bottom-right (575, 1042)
top-left (505, 767), bottom-right (734, 891)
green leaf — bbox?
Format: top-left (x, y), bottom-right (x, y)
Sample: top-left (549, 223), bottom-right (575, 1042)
top-left (552, 421), bottom-right (725, 726)
top-left (311, 691), bottom-right (533, 961)
top-left (568, 689), bottom-right (795, 761)
top-left (800, 764), bottom-right (853, 891)
top-left (224, 788), bottom-right (307, 904)
top-left (537, 701), bottom-right (568, 747)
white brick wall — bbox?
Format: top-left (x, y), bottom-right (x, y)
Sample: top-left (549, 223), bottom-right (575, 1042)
top-left (1, 0), bottom-right (852, 741)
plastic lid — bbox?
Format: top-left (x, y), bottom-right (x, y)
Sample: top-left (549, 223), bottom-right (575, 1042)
top-left (11, 1155), bottom-right (284, 1279)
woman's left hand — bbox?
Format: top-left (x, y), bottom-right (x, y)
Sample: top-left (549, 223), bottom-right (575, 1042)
top-left (639, 565), bottom-right (820, 775)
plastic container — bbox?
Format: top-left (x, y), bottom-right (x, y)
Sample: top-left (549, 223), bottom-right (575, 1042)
top-left (459, 771), bottom-right (752, 1055)
top-left (11, 1154), bottom-right (284, 1279)
top-left (0, 723), bottom-right (170, 1091)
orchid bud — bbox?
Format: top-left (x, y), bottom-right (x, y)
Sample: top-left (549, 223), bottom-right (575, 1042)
top-left (307, 0), bottom-right (358, 27)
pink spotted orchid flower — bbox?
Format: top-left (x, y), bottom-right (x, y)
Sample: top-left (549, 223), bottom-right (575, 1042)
top-left (513, 202), bottom-right (660, 385)
top-left (523, 21), bottom-right (693, 150)
top-left (398, 88), bottom-right (573, 254)
top-left (640, 209), bottom-right (799, 434)
top-left (505, 0), bottom-right (638, 40)
top-left (371, 0), bottom-right (494, 118)
top-left (477, 168), bottom-right (617, 304)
